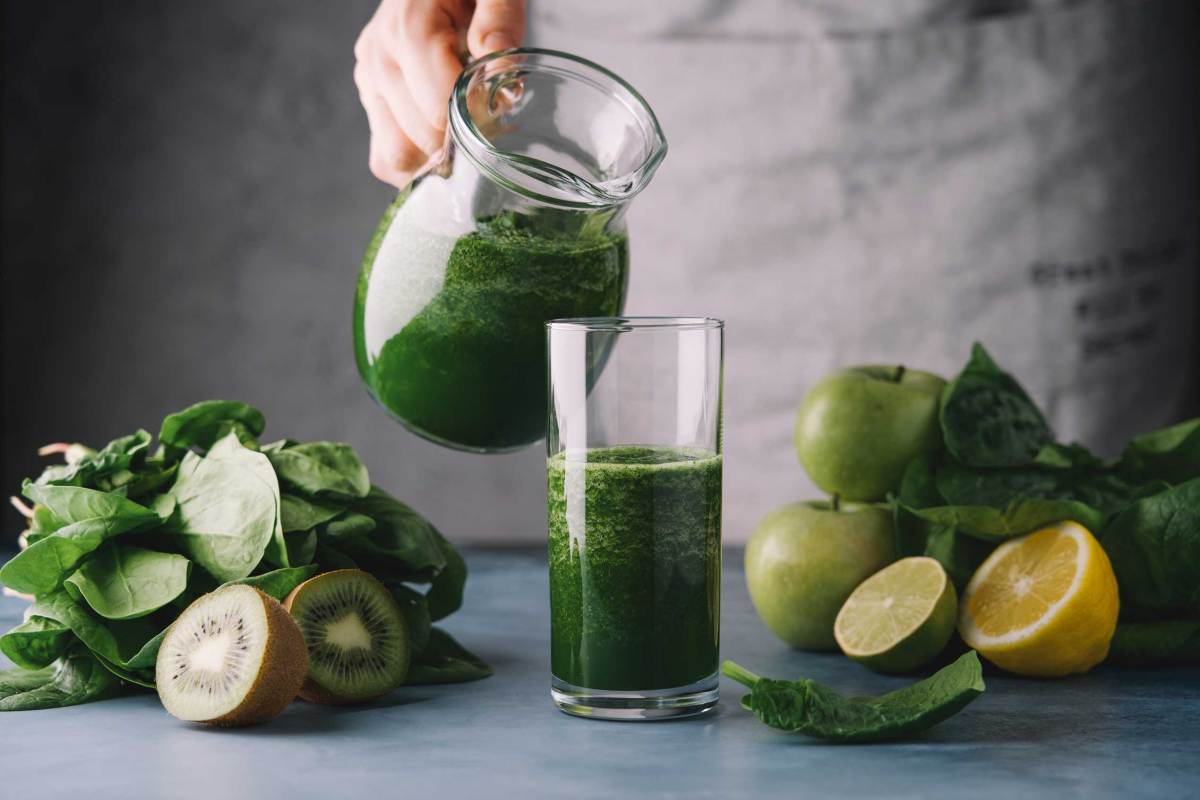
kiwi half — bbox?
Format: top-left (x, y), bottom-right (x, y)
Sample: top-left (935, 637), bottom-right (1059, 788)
top-left (284, 569), bottom-right (409, 704)
top-left (155, 584), bottom-right (308, 727)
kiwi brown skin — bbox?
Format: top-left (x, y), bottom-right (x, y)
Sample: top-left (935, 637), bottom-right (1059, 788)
top-left (283, 569), bottom-right (407, 705)
top-left (159, 586), bottom-right (309, 728)
top-left (209, 589), bottom-right (309, 726)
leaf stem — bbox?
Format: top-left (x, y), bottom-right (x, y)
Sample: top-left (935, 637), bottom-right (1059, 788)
top-left (9, 496), bottom-right (33, 519)
top-left (721, 660), bottom-right (761, 688)
top-left (892, 365), bottom-right (907, 383)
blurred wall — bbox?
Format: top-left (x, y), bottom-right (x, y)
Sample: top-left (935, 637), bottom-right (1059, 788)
top-left (3, 1), bottom-right (1197, 546)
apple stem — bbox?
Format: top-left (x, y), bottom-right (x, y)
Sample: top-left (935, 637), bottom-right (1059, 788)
top-left (892, 365), bottom-right (906, 383)
top-left (722, 660), bottom-right (761, 688)
top-left (831, 492), bottom-right (840, 511)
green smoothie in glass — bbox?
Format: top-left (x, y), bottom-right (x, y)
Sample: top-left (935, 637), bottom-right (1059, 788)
top-left (547, 446), bottom-right (722, 692)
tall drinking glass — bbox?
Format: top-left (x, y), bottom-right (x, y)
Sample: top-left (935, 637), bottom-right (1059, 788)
top-left (546, 317), bottom-right (724, 720)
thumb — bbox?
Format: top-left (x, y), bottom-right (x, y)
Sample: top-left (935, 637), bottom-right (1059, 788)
top-left (466, 0), bottom-right (527, 59)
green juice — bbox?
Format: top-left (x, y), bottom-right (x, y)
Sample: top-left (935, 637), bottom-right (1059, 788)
top-left (547, 446), bottom-right (722, 691)
top-left (354, 198), bottom-right (629, 452)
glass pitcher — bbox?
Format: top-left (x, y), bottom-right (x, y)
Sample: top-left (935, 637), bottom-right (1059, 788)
top-left (353, 48), bottom-right (667, 453)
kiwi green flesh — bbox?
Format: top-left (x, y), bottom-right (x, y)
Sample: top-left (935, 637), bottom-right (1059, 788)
top-left (288, 570), bottom-right (409, 703)
top-left (155, 584), bottom-right (308, 726)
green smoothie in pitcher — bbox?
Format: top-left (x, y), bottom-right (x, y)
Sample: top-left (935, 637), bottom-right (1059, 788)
top-left (547, 446), bottom-right (722, 691)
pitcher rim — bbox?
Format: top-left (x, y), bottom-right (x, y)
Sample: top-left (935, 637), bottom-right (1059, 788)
top-left (448, 47), bottom-right (668, 209)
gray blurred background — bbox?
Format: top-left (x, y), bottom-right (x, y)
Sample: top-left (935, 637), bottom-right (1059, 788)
top-left (3, 1), bottom-right (1197, 545)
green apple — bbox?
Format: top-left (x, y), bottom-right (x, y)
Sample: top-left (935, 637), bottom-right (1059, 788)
top-left (745, 500), bottom-right (897, 651)
top-left (794, 365), bottom-right (946, 502)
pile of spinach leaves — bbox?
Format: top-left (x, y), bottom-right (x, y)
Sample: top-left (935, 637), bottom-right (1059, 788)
top-left (894, 344), bottom-right (1200, 665)
top-left (0, 400), bottom-right (490, 711)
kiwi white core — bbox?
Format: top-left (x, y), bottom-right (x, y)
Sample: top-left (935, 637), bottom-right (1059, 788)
top-left (325, 614), bottom-right (374, 651)
top-left (156, 584), bottom-right (268, 721)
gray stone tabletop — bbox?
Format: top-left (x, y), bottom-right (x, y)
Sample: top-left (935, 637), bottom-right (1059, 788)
top-left (2, 548), bottom-right (1198, 799)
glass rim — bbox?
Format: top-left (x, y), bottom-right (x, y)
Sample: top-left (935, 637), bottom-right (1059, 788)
top-left (546, 316), bottom-right (724, 332)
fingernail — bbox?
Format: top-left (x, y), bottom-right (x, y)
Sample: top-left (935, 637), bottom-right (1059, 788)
top-left (482, 33), bottom-right (514, 53)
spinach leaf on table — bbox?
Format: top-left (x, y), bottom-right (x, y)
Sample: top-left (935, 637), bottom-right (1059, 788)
top-left (0, 617), bottom-right (75, 670)
top-left (939, 344), bottom-right (1053, 468)
top-left (405, 627), bottom-right (492, 684)
top-left (166, 432), bottom-right (281, 582)
top-left (1099, 479), bottom-right (1200, 618)
top-left (267, 442), bottom-right (371, 500)
top-left (63, 544), bottom-right (190, 620)
top-left (0, 485), bottom-right (163, 595)
top-left (159, 400), bottom-right (265, 454)
top-left (723, 651), bottom-right (985, 742)
top-left (1116, 418), bottom-right (1200, 487)
top-left (1106, 621), bottom-right (1200, 666)
top-left (0, 648), bottom-right (123, 711)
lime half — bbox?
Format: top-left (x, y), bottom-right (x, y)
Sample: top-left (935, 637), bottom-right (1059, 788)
top-left (834, 556), bottom-right (957, 674)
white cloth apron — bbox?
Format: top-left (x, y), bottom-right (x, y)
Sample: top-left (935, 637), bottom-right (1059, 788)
top-left (529, 0), bottom-right (1199, 537)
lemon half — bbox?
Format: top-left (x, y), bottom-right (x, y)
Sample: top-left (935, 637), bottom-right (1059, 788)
top-left (958, 521), bottom-right (1119, 677)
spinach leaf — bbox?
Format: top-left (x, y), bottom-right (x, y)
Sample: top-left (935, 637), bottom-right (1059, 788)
top-left (267, 442), bottom-right (371, 500)
top-left (30, 591), bottom-right (164, 671)
top-left (280, 494), bottom-right (343, 532)
top-left (0, 617), bottom-right (75, 670)
top-left (27, 503), bottom-right (66, 540)
top-left (897, 453), bottom-right (945, 509)
top-left (159, 400), bottom-right (265, 453)
top-left (121, 631), bottom-right (167, 671)
top-left (1099, 479), bottom-right (1200, 618)
top-left (1106, 621), bottom-right (1200, 666)
top-left (939, 344), bottom-right (1053, 468)
top-left (0, 485), bottom-right (163, 595)
top-left (0, 648), bottom-right (123, 711)
top-left (340, 488), bottom-right (446, 582)
top-left (894, 498), bottom-right (1104, 588)
top-left (92, 652), bottom-right (156, 689)
top-left (723, 650), bottom-right (985, 742)
top-left (230, 565), bottom-right (319, 600)
top-left (405, 627), bottom-right (492, 684)
top-left (894, 505), bottom-right (994, 589)
top-left (907, 499), bottom-right (1105, 543)
top-left (284, 530), bottom-right (318, 566)
top-left (63, 544), bottom-right (190, 620)
top-left (32, 430), bottom-right (153, 489)
top-left (425, 533), bottom-right (467, 621)
top-left (935, 458), bottom-right (1134, 516)
top-left (166, 433), bottom-right (281, 582)
top-left (317, 511), bottom-right (377, 543)
top-left (389, 584), bottom-right (432, 655)
top-left (1116, 418), bottom-right (1200, 487)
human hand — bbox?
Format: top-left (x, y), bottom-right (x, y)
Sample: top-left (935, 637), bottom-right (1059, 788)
top-left (354, 0), bottom-right (527, 188)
